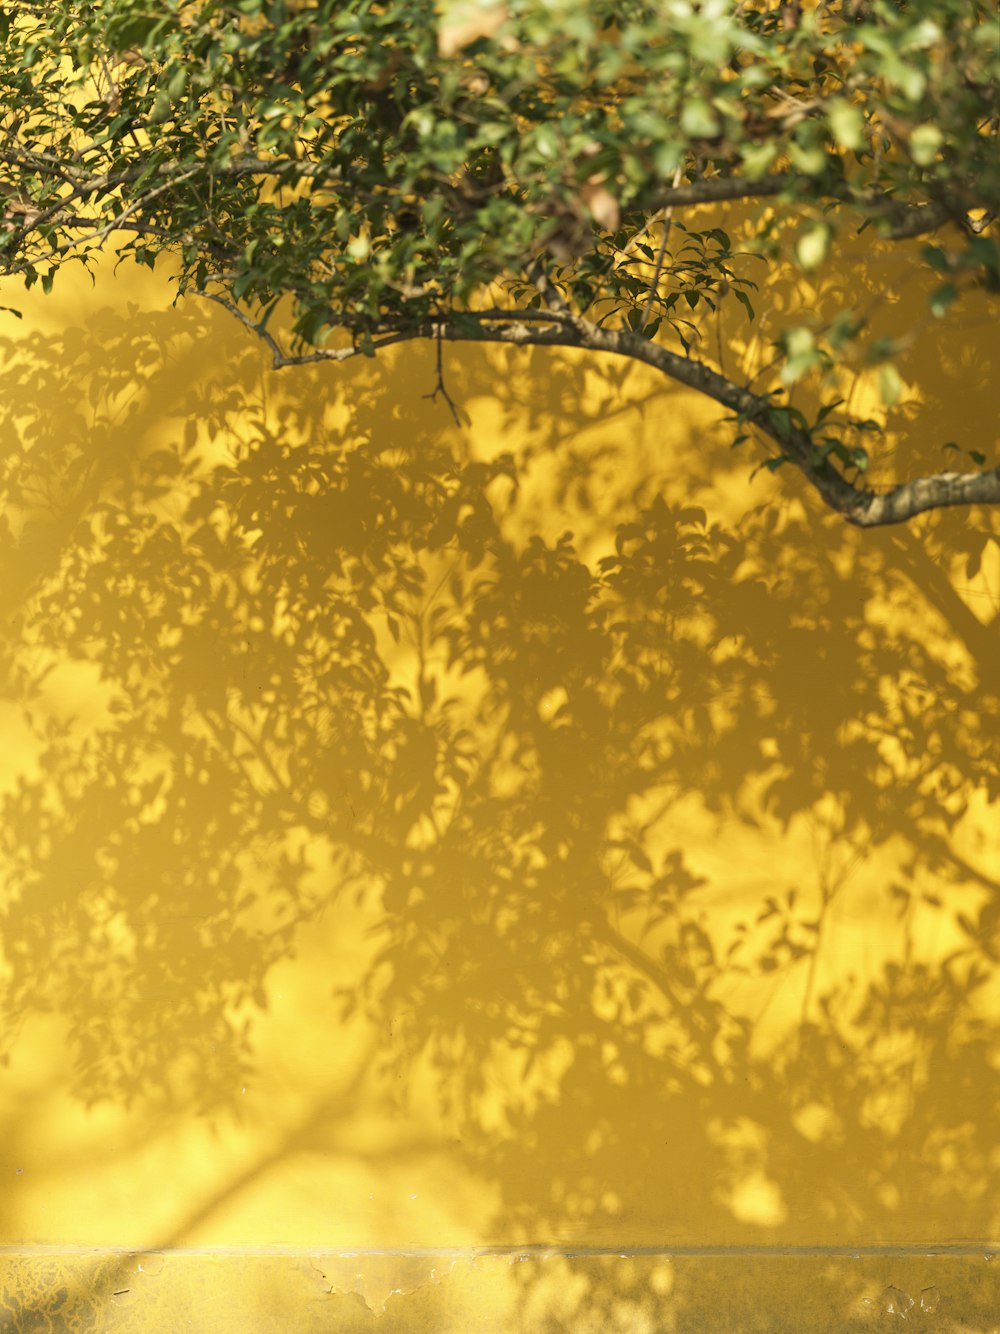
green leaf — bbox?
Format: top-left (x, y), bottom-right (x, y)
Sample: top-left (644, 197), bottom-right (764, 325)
top-left (731, 288), bottom-right (755, 321)
top-left (827, 100), bottom-right (864, 152)
top-left (167, 67), bottom-right (188, 101)
top-left (149, 90), bottom-right (172, 123)
top-left (653, 143), bottom-right (682, 176)
top-left (867, 336), bottom-right (900, 364)
top-left (965, 236), bottom-right (999, 278)
top-left (921, 245), bottom-right (950, 272)
top-left (795, 223), bottom-right (831, 272)
top-left (740, 142), bottom-right (778, 180)
top-left (929, 282), bottom-right (957, 318)
top-left (780, 325), bottom-right (820, 385)
top-left (680, 100), bottom-right (720, 140)
top-left (788, 142), bottom-right (828, 176)
top-left (879, 364), bottom-right (903, 408)
top-left (910, 123), bottom-right (943, 166)
top-left (785, 327), bottom-right (815, 360)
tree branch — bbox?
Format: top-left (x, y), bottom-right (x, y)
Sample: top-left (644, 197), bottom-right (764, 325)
top-left (651, 175), bottom-right (966, 241)
top-left (0, 142), bottom-right (971, 246)
top-left (437, 315), bottom-right (1000, 527)
top-left (194, 291), bottom-right (418, 367)
top-left (880, 200), bottom-right (953, 241)
top-left (205, 300), bottom-right (998, 529)
top-left (653, 173), bottom-right (794, 209)
top-left (641, 163), bottom-right (685, 330)
top-left (422, 326), bottom-right (464, 426)
top-left (846, 468), bottom-right (1000, 527)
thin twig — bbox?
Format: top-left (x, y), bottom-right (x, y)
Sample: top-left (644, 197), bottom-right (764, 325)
top-left (640, 163), bottom-right (684, 330)
top-left (195, 290), bottom-right (289, 363)
top-left (194, 290), bottom-right (421, 367)
top-left (526, 257), bottom-right (571, 314)
top-left (422, 324), bottom-right (464, 426)
top-left (4, 165), bottom-right (204, 266)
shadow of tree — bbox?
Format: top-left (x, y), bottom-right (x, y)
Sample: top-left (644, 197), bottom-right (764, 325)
top-left (0, 255), bottom-right (998, 1329)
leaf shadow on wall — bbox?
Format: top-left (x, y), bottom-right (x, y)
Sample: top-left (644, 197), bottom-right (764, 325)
top-left (0, 288), bottom-right (998, 1329)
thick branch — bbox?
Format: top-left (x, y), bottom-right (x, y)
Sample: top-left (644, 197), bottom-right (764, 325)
top-left (653, 174), bottom-right (795, 208)
top-left (439, 315), bottom-right (1000, 526)
top-left (846, 469), bottom-right (1000, 527)
top-left (880, 200), bottom-right (953, 241)
top-left (434, 312), bottom-right (866, 517)
top-left (222, 303), bottom-right (998, 528)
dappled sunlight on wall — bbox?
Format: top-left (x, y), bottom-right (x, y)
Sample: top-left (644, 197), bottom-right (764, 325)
top-left (0, 243), bottom-right (998, 1328)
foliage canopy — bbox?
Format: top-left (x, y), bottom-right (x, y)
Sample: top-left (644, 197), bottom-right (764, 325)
top-left (1, 0), bottom-right (997, 524)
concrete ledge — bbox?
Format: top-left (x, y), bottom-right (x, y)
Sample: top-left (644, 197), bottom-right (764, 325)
top-left (1, 1247), bottom-right (999, 1331)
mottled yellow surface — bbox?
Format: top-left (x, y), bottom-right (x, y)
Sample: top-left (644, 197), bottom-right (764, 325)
top-left (0, 236), bottom-right (998, 1329)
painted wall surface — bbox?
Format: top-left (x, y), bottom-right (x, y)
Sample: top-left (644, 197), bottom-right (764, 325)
top-left (0, 236), bottom-right (998, 1329)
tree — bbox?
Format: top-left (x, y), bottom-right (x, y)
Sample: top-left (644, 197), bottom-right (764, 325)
top-left (0, 0), bottom-right (997, 517)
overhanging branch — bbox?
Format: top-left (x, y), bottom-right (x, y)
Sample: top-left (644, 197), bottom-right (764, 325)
top-left (846, 468), bottom-right (1000, 526)
top-left (202, 299), bottom-right (997, 529)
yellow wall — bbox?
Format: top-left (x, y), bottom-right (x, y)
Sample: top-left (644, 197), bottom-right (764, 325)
top-left (0, 239), bottom-right (998, 1329)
